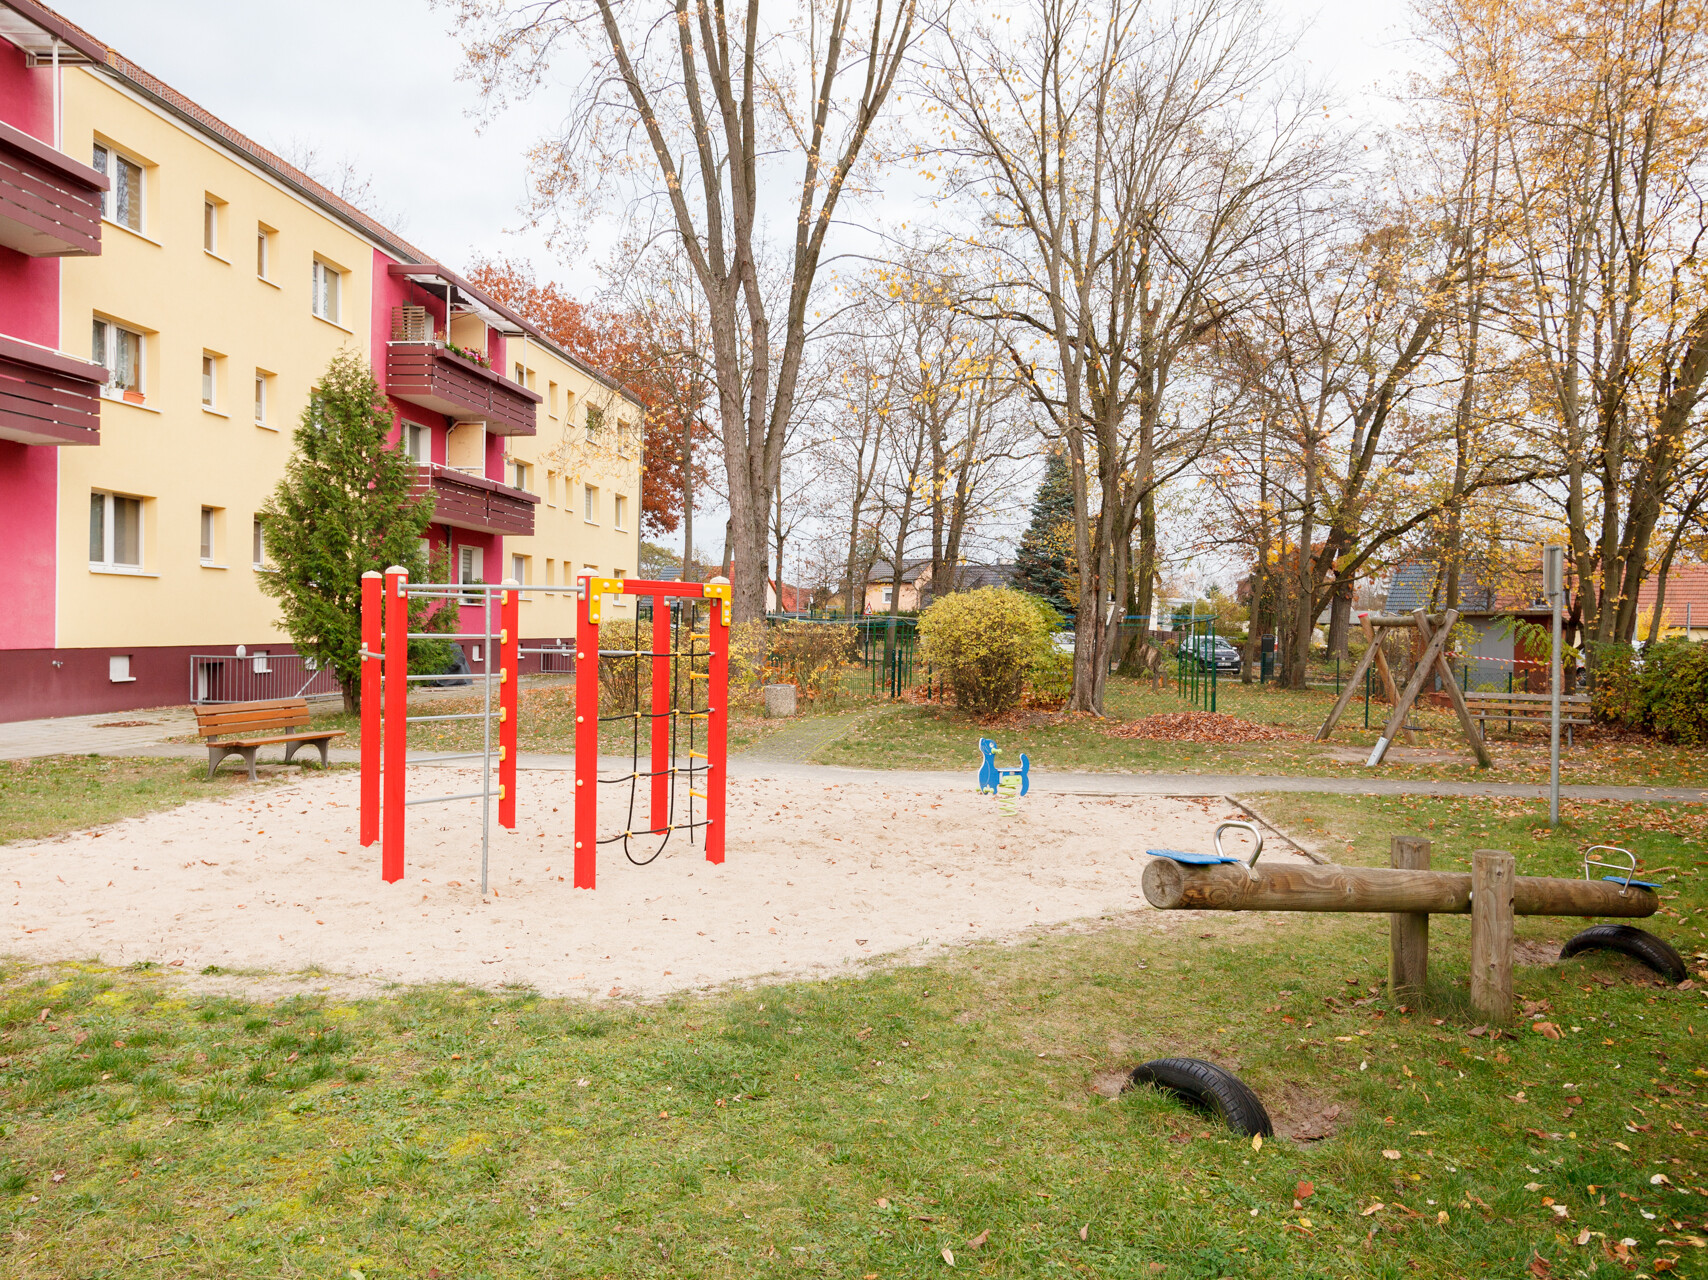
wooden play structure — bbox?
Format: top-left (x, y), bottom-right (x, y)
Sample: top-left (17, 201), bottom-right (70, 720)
top-left (1316, 608), bottom-right (1493, 769)
top-left (1143, 826), bottom-right (1659, 1024)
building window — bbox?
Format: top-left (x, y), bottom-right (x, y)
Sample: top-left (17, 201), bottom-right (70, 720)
top-left (583, 485), bottom-right (598, 524)
top-left (458, 545), bottom-right (484, 605)
top-left (203, 198), bottom-right (225, 255)
top-left (614, 493), bottom-right (628, 531)
top-left (882, 586), bottom-right (894, 607)
top-left (511, 553), bottom-right (528, 585)
top-left (109, 655), bottom-right (135, 684)
top-left (545, 470), bottom-right (557, 506)
top-left (585, 403), bottom-right (605, 439)
top-left (91, 318), bottom-right (143, 399)
top-left (511, 460), bottom-right (531, 492)
top-left (254, 371), bottom-right (272, 427)
top-left (404, 422), bottom-right (429, 463)
top-left (547, 381), bottom-right (559, 418)
top-left (256, 225), bottom-right (272, 279)
top-left (252, 517), bottom-right (267, 569)
top-left (545, 558), bottom-right (555, 585)
top-left (201, 353), bottom-right (219, 409)
top-left (89, 491), bottom-right (143, 570)
top-left (311, 259), bottom-right (341, 322)
top-left (200, 507), bottom-right (218, 563)
top-left (92, 143), bottom-right (143, 232)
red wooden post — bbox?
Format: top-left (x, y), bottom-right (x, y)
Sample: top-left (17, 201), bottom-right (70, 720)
top-left (499, 578), bottom-right (520, 830)
top-left (360, 571), bottom-right (381, 847)
top-left (381, 565), bottom-right (408, 883)
top-left (650, 593), bottom-right (671, 833)
top-left (706, 582), bottom-right (729, 865)
top-left (573, 575), bottom-right (600, 889)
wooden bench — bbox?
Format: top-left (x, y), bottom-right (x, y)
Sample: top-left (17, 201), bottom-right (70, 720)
top-left (195, 697), bottom-right (344, 780)
top-left (1462, 691), bottom-right (1591, 746)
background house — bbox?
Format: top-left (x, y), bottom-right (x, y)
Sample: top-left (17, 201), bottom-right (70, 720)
top-left (862, 560), bottom-right (1016, 614)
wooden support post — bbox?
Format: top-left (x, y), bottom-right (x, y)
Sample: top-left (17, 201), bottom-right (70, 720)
top-left (1414, 610), bottom-right (1494, 769)
top-left (1362, 613), bottom-right (1415, 745)
top-left (1389, 836), bottom-right (1430, 1003)
top-left (1315, 629), bottom-right (1383, 741)
top-left (1471, 849), bottom-right (1515, 1024)
top-left (1366, 608), bottom-right (1459, 768)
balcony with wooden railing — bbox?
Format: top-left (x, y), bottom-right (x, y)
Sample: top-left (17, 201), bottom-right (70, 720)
top-left (413, 462), bottom-right (540, 536)
top-left (0, 335), bottom-right (104, 446)
top-left (0, 119), bottom-right (107, 258)
top-left (385, 306), bottom-right (540, 436)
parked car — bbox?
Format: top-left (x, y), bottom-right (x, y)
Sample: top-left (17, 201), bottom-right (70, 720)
top-left (1183, 636), bottom-right (1242, 674)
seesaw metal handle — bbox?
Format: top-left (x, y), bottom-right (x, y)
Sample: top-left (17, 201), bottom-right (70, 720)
top-left (1584, 844), bottom-right (1638, 895)
top-left (1214, 820), bottom-right (1263, 869)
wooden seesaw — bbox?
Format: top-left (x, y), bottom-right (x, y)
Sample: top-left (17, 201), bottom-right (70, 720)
top-left (1143, 824), bottom-right (1660, 1025)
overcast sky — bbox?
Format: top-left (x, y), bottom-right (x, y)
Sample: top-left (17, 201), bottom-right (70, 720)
top-left (63, 0), bottom-right (1416, 297)
top-left (61, 0), bottom-right (1417, 576)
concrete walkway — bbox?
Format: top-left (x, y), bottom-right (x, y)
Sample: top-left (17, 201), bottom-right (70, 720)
top-left (3, 703), bottom-right (1702, 804)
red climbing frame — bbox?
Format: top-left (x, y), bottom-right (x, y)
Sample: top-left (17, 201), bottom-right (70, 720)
top-left (573, 574), bottom-right (730, 890)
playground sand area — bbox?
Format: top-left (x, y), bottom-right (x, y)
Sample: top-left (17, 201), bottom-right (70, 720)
top-left (6, 769), bottom-right (1312, 999)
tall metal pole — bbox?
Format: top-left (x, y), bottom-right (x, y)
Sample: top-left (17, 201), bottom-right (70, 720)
top-left (1546, 545), bottom-right (1564, 828)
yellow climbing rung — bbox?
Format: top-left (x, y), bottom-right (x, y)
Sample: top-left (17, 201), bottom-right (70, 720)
top-left (687, 749), bottom-right (708, 759)
top-left (689, 671), bottom-right (710, 679)
top-left (689, 789), bottom-right (708, 800)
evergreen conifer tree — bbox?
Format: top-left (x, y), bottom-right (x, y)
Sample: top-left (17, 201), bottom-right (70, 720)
top-left (259, 351), bottom-right (446, 712)
top-left (1014, 448), bottom-right (1076, 613)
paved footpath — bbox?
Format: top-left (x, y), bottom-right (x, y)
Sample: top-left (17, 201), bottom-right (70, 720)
top-left (1, 706), bottom-right (1702, 804)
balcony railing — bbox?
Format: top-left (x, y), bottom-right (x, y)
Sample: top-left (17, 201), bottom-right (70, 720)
top-left (0, 119), bottom-right (107, 257)
top-left (386, 341), bottom-right (540, 436)
top-left (0, 335), bottom-right (104, 446)
top-left (414, 462), bottom-right (540, 536)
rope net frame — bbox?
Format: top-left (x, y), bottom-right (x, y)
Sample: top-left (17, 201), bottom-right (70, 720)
top-left (574, 575), bottom-right (730, 889)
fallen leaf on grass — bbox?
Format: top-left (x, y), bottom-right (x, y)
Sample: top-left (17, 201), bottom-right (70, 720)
top-left (1361, 1203), bottom-right (1385, 1216)
top-left (1533, 1021), bottom-right (1562, 1040)
top-left (1101, 712), bottom-right (1300, 744)
top-left (965, 1230), bottom-right (989, 1249)
top-left (1295, 1181), bottom-right (1315, 1202)
top-left (1382, 1149), bottom-right (1401, 1160)
top-left (941, 1247), bottom-right (954, 1267)
top-left (1527, 1252), bottom-right (1553, 1277)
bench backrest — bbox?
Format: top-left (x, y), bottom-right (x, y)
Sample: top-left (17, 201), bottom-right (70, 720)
top-left (194, 697), bottom-right (313, 738)
top-left (1462, 691), bottom-right (1589, 706)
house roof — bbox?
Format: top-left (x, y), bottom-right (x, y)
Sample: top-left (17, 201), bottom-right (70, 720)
top-left (14, 2), bottom-right (641, 408)
top-left (956, 563), bottom-right (1017, 590)
top-left (1385, 560), bottom-right (1552, 616)
top-left (1634, 563), bottom-right (1708, 624)
top-left (867, 559), bottom-right (931, 584)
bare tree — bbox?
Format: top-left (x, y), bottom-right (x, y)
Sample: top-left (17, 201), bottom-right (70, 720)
top-left (449, 0), bottom-right (929, 623)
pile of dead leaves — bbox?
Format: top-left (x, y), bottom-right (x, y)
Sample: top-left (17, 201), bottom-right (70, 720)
top-left (1102, 712), bottom-right (1302, 744)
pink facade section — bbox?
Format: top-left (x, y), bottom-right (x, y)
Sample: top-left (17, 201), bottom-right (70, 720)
top-left (0, 35), bottom-right (50, 141)
top-left (0, 441), bottom-right (57, 648)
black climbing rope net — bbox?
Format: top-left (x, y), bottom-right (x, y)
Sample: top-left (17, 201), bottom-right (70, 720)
top-left (595, 599), bottom-right (712, 865)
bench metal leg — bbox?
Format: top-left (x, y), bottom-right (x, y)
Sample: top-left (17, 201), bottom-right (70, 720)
top-left (206, 746), bottom-right (224, 780)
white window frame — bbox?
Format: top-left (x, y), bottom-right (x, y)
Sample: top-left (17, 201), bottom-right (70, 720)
top-left (583, 484), bottom-right (599, 524)
top-left (92, 143), bottom-right (144, 233)
top-left (203, 199), bottom-right (219, 255)
top-left (202, 354), bottom-right (218, 409)
top-left (511, 460), bottom-right (531, 492)
top-left (252, 517), bottom-right (268, 570)
top-left (404, 422), bottom-right (429, 463)
top-left (254, 371), bottom-right (269, 427)
top-left (200, 506), bottom-right (216, 564)
top-left (614, 493), bottom-right (628, 531)
top-left (458, 545), bottom-right (485, 605)
top-left (109, 655), bottom-right (135, 684)
top-left (256, 225), bottom-right (272, 280)
top-left (92, 318), bottom-right (144, 400)
top-left (511, 553), bottom-right (529, 586)
top-left (89, 491), bottom-right (144, 572)
top-left (311, 258), bottom-right (341, 323)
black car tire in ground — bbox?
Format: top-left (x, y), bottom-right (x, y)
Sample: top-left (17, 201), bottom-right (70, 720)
top-left (1127, 1057), bottom-right (1274, 1137)
top-left (1559, 924), bottom-right (1687, 984)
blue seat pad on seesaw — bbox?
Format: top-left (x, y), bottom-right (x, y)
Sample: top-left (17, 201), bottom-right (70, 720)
top-left (1147, 848), bottom-right (1244, 865)
top-left (1601, 876), bottom-right (1661, 889)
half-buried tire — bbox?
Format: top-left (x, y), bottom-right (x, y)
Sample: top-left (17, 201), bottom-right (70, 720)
top-left (1559, 925), bottom-right (1686, 984)
top-left (1128, 1057), bottom-right (1274, 1138)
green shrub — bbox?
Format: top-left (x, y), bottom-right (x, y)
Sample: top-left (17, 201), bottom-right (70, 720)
top-left (918, 587), bottom-right (1056, 716)
top-left (1025, 648), bottom-right (1073, 708)
top-left (1589, 641), bottom-right (1645, 729)
top-left (1640, 639), bottom-right (1708, 745)
top-left (1590, 638), bottom-right (1708, 743)
top-left (763, 621), bottom-right (856, 706)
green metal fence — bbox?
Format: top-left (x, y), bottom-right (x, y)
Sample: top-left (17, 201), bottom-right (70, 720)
top-left (1175, 613), bottom-right (1219, 712)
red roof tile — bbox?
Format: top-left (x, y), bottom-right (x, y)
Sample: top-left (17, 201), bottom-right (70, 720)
top-left (1634, 563), bottom-right (1708, 625)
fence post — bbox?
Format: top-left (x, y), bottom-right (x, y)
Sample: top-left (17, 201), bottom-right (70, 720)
top-left (1470, 849), bottom-right (1516, 1025)
top-left (1389, 836), bottom-right (1431, 1003)
top-left (381, 566), bottom-right (408, 883)
top-left (360, 571), bottom-right (381, 849)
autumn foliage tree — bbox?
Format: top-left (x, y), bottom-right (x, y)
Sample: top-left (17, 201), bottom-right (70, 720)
top-left (467, 258), bottom-right (712, 546)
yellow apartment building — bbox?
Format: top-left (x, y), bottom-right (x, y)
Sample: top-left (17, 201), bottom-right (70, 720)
top-left (0, 0), bottom-right (642, 719)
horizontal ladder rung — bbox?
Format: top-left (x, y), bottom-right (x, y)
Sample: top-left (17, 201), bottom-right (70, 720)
top-left (404, 790), bottom-right (491, 807)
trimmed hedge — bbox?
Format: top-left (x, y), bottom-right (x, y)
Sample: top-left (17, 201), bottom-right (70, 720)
top-left (918, 587), bottom-right (1059, 716)
top-left (1590, 638), bottom-right (1708, 744)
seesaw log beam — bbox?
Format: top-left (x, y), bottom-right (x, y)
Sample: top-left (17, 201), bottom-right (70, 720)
top-left (1140, 858), bottom-right (1658, 918)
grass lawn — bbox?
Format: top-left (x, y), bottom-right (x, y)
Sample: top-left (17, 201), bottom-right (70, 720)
top-left (0, 757), bottom-right (316, 847)
top-left (814, 678), bottom-right (1708, 790)
top-left (3, 793), bottom-right (1704, 1277)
